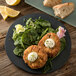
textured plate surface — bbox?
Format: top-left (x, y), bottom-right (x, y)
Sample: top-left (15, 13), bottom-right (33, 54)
top-left (24, 0), bottom-right (76, 27)
top-left (5, 13), bottom-right (71, 74)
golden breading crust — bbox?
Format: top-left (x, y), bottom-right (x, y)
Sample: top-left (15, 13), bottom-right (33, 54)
top-left (23, 45), bottom-right (48, 69)
top-left (38, 33), bottom-right (61, 57)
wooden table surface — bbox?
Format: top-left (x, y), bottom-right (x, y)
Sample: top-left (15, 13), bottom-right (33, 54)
top-left (0, 0), bottom-right (76, 76)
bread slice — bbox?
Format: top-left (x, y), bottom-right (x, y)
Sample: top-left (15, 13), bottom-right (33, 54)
top-left (43, 0), bottom-right (62, 7)
top-left (53, 2), bottom-right (75, 19)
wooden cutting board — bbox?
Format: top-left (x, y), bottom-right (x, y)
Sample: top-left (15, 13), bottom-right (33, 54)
top-left (24, 0), bottom-right (76, 27)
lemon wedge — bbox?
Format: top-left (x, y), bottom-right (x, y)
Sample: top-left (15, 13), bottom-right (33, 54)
top-left (0, 6), bottom-right (20, 20)
top-left (0, 10), bottom-right (8, 20)
top-left (5, 0), bottom-right (21, 6)
top-left (5, 6), bottom-right (20, 18)
top-left (0, 6), bottom-right (8, 20)
top-left (0, 6), bottom-right (4, 12)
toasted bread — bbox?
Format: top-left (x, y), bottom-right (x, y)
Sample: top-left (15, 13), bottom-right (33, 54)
top-left (53, 2), bottom-right (75, 19)
top-left (43, 0), bottom-right (62, 7)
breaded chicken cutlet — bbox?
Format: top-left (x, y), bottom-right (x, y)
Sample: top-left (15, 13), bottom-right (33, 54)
top-left (38, 33), bottom-right (61, 57)
top-left (23, 45), bottom-right (48, 69)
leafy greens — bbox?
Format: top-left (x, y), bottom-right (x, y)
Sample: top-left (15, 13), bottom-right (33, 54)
top-left (12, 17), bottom-right (66, 73)
top-left (12, 17), bottom-right (54, 57)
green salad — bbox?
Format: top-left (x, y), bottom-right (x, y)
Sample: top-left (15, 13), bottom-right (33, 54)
top-left (12, 17), bottom-right (66, 73)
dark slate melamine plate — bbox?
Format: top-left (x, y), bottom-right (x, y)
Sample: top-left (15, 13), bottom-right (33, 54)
top-left (5, 13), bottom-right (71, 74)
